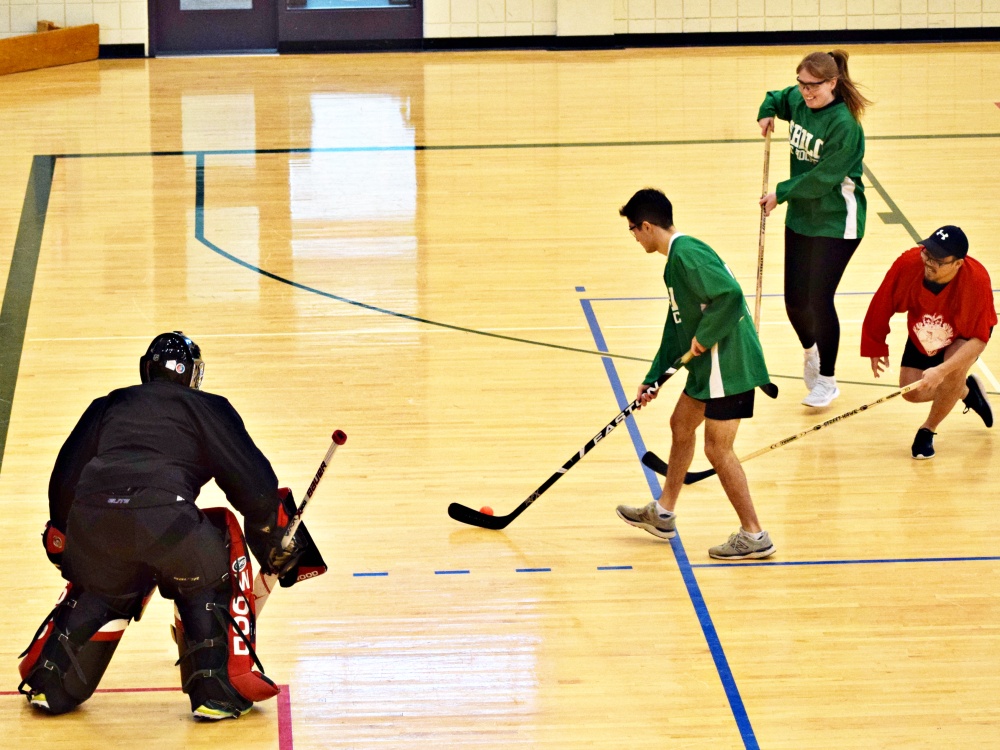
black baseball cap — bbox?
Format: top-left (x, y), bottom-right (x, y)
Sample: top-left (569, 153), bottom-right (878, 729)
top-left (919, 225), bottom-right (968, 260)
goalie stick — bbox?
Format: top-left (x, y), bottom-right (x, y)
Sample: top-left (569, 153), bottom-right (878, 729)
top-left (447, 352), bottom-right (693, 530)
top-left (642, 382), bottom-right (920, 484)
top-left (253, 429), bottom-right (347, 613)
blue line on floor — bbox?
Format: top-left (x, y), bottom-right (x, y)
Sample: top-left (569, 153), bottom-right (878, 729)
top-left (580, 292), bottom-right (760, 750)
top-left (354, 572), bottom-right (389, 577)
top-left (516, 568), bottom-right (552, 573)
top-left (435, 569), bottom-right (471, 575)
top-left (578, 297), bottom-right (662, 498)
top-left (597, 565), bottom-right (633, 570)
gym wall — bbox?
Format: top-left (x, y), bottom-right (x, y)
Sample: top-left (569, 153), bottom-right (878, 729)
top-left (0, 0), bottom-right (998, 53)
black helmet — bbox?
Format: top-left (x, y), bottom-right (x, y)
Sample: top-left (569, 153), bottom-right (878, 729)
top-left (139, 331), bottom-right (205, 390)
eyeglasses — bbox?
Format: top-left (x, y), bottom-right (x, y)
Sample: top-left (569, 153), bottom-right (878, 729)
top-left (920, 248), bottom-right (959, 269)
top-left (628, 223), bottom-right (642, 235)
top-left (796, 77), bottom-right (831, 93)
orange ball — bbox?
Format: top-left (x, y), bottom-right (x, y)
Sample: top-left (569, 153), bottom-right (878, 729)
top-left (479, 506), bottom-right (494, 516)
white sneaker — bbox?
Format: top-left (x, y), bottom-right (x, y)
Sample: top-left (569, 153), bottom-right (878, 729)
top-left (802, 374), bottom-right (839, 407)
top-left (803, 345), bottom-right (820, 390)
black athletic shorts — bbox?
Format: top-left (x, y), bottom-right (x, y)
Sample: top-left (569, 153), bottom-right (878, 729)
top-left (63, 489), bottom-right (229, 600)
top-left (686, 387), bottom-right (756, 420)
top-left (900, 337), bottom-right (945, 371)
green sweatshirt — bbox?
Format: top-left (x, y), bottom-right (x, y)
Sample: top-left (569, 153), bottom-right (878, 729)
top-left (757, 86), bottom-right (866, 240)
top-left (644, 234), bottom-right (771, 400)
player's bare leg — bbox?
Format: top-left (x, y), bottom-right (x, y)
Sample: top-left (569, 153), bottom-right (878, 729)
top-left (703, 417), bottom-right (762, 534)
top-left (658, 392), bottom-right (705, 511)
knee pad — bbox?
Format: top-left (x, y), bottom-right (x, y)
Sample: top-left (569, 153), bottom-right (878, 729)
top-left (18, 583), bottom-right (150, 715)
top-left (172, 507), bottom-right (279, 714)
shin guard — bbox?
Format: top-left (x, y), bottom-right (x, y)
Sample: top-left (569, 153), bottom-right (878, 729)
top-left (18, 583), bottom-right (150, 714)
top-left (172, 507), bottom-right (279, 713)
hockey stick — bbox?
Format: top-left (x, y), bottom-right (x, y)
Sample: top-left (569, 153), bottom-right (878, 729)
top-left (640, 382), bottom-right (778, 480)
top-left (753, 128), bottom-right (771, 332)
top-left (642, 382), bottom-right (920, 484)
top-left (447, 353), bottom-right (693, 530)
top-left (254, 429), bottom-right (347, 613)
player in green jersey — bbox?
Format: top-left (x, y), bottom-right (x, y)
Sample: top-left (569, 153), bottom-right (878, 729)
top-left (615, 188), bottom-right (776, 560)
top-left (758, 50), bottom-right (873, 408)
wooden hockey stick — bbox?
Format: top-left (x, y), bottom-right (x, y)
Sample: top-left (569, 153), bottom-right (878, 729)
top-left (642, 382), bottom-right (920, 484)
top-left (447, 353), bottom-right (693, 530)
top-left (253, 429), bottom-right (346, 613)
top-left (754, 128), bottom-right (771, 333)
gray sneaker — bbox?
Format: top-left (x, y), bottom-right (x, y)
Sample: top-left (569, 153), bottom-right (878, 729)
top-left (616, 501), bottom-right (676, 539)
top-left (709, 529), bottom-right (776, 560)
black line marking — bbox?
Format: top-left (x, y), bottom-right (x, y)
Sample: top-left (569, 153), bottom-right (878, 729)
top-left (193, 154), bottom-right (650, 364)
top-left (0, 156), bottom-right (55, 474)
top-left (863, 164), bottom-right (922, 243)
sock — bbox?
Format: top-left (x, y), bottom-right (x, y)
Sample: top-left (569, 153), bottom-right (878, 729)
top-left (655, 502), bottom-right (674, 519)
top-left (742, 528), bottom-right (766, 540)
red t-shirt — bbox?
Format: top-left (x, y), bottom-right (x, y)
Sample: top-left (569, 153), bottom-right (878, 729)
top-left (861, 247), bottom-right (997, 358)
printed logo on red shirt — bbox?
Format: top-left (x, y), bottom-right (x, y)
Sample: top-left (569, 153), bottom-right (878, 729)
top-left (914, 313), bottom-right (954, 356)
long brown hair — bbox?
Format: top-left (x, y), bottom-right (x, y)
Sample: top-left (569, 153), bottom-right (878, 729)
top-left (797, 50), bottom-right (873, 121)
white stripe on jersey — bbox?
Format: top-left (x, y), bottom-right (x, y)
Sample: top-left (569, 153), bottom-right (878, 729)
top-left (709, 343), bottom-right (725, 399)
top-left (840, 176), bottom-right (858, 240)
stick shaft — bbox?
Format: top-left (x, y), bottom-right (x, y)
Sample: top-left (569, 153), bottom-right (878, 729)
top-left (448, 352), bottom-right (693, 529)
top-left (254, 430), bottom-right (346, 613)
top-left (753, 129), bottom-right (771, 332)
top-left (280, 435), bottom-right (344, 549)
top-left (739, 382), bottom-right (919, 464)
top-left (681, 383), bottom-right (921, 483)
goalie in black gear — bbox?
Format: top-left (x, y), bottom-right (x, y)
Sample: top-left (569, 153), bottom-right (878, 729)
top-left (19, 331), bottom-right (322, 720)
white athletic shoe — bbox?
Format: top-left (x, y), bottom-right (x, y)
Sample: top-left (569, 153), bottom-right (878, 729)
top-left (802, 375), bottom-right (839, 407)
top-left (803, 345), bottom-right (820, 391)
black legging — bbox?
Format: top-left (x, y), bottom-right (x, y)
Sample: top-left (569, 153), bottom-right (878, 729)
top-left (784, 227), bottom-right (861, 377)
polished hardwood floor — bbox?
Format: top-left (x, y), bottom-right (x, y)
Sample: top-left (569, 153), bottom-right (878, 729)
top-left (0, 42), bottom-right (998, 749)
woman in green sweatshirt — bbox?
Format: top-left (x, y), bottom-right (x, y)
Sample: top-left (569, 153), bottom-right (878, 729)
top-left (758, 50), bottom-right (873, 408)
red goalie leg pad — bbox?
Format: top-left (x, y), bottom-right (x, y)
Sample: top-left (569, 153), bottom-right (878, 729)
top-left (17, 584), bottom-right (71, 681)
top-left (202, 508), bottom-right (279, 702)
top-left (19, 583), bottom-right (142, 714)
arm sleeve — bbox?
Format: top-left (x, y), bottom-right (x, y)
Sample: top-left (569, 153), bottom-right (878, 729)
top-left (775, 120), bottom-right (863, 204)
top-left (957, 267), bottom-right (999, 342)
top-left (860, 260), bottom-right (904, 358)
top-left (644, 316), bottom-right (681, 385)
top-left (757, 87), bottom-right (794, 122)
top-left (48, 397), bottom-right (107, 528)
top-left (685, 261), bottom-right (747, 350)
top-left (198, 397), bottom-right (280, 522)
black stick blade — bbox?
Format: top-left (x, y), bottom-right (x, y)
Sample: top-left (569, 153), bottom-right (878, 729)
top-left (642, 450), bottom-right (718, 484)
top-left (641, 451), bottom-right (669, 475)
top-left (447, 502), bottom-right (513, 530)
top-left (683, 467), bottom-right (718, 484)
top-left (760, 382), bottom-right (779, 399)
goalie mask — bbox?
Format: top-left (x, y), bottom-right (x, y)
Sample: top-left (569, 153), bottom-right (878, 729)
top-left (140, 331), bottom-right (205, 390)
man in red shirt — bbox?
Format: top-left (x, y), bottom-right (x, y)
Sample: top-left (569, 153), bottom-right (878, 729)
top-left (861, 225), bottom-right (996, 459)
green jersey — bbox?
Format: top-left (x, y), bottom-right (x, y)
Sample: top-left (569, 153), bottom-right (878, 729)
top-left (757, 86), bottom-right (866, 240)
top-left (644, 234), bottom-right (771, 400)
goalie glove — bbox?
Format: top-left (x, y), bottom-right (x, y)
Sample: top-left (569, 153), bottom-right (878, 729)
top-left (42, 520), bottom-right (67, 569)
top-left (244, 488), bottom-right (307, 576)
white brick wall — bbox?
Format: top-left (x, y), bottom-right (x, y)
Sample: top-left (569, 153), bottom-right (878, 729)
top-left (0, 0), bottom-right (147, 48)
top-left (0, 0), bottom-right (995, 47)
top-left (426, 0), bottom-right (999, 34)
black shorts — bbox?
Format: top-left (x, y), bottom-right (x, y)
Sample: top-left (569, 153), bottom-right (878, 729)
top-left (900, 337), bottom-right (945, 370)
top-left (686, 387), bottom-right (756, 420)
top-left (63, 491), bottom-right (229, 599)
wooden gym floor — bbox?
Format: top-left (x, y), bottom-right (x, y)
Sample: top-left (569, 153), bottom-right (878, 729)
top-left (0, 42), bottom-right (998, 749)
